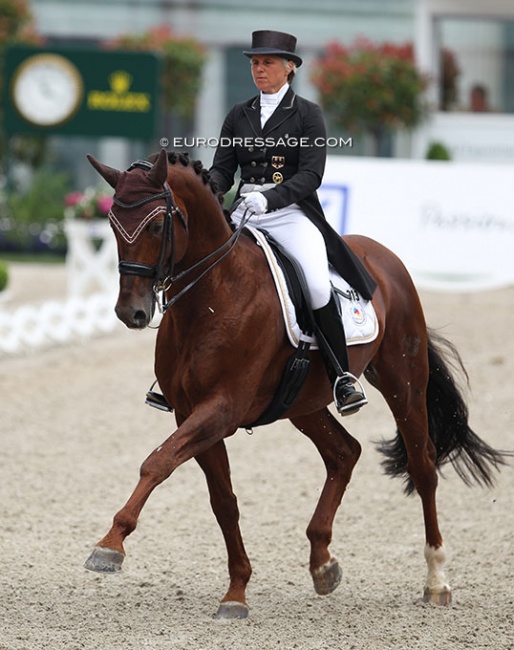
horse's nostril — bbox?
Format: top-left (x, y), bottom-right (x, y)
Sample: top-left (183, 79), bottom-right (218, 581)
top-left (133, 310), bottom-right (148, 326)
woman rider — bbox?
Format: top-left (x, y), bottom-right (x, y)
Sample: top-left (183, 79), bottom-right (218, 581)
top-left (209, 30), bottom-right (376, 415)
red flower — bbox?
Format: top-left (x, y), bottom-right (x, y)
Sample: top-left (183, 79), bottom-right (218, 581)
top-left (311, 37), bottom-right (429, 137)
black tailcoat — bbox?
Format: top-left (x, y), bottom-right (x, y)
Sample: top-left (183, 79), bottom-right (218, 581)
top-left (209, 87), bottom-right (376, 300)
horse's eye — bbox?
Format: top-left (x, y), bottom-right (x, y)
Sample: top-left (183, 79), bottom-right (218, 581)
top-left (149, 220), bottom-right (164, 236)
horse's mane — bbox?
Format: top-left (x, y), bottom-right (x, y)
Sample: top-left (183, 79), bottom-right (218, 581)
top-left (147, 150), bottom-right (224, 207)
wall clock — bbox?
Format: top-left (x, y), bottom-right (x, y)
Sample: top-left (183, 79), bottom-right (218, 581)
top-left (11, 53), bottom-right (84, 127)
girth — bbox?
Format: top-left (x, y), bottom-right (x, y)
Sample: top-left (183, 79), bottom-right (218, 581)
top-left (241, 228), bottom-right (314, 430)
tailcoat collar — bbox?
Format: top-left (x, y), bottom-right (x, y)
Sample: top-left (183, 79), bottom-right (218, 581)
top-left (243, 87), bottom-right (297, 136)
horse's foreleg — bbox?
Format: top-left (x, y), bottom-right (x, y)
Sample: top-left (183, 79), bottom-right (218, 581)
top-left (195, 442), bottom-right (252, 619)
top-left (85, 402), bottom-right (235, 573)
top-left (290, 408), bottom-right (361, 596)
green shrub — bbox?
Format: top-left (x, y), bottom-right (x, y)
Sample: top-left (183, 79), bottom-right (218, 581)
top-left (426, 141), bottom-right (451, 160)
top-left (107, 26), bottom-right (207, 120)
top-left (0, 260), bottom-right (9, 292)
top-left (4, 167), bottom-right (71, 251)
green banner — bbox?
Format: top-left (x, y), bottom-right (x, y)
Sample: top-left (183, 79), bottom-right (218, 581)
top-left (3, 45), bottom-right (161, 138)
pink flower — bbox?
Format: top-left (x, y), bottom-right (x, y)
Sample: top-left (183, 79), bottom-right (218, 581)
top-left (97, 196), bottom-right (114, 215)
top-left (65, 192), bottom-right (83, 207)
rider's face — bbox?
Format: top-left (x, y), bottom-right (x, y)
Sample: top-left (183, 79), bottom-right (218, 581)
top-left (251, 55), bottom-right (291, 94)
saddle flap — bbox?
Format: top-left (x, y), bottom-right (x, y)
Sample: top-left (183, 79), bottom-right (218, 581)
top-left (246, 225), bottom-right (379, 348)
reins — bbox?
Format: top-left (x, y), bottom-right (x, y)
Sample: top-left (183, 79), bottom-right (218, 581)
top-left (112, 160), bottom-right (251, 315)
top-left (159, 200), bottom-right (251, 312)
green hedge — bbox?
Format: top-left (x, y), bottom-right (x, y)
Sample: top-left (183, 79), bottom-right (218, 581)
top-left (0, 260), bottom-right (9, 292)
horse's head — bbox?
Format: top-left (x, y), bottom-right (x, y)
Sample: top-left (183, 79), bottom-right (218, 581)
top-left (87, 149), bottom-right (189, 329)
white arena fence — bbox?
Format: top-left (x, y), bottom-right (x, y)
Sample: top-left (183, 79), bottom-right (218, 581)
top-left (0, 292), bottom-right (119, 356)
top-left (0, 219), bottom-right (122, 356)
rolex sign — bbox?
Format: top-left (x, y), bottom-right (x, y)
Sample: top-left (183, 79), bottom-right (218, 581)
top-left (4, 46), bottom-right (161, 138)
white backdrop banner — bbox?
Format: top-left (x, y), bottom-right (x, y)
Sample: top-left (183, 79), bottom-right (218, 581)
top-left (319, 157), bottom-right (514, 292)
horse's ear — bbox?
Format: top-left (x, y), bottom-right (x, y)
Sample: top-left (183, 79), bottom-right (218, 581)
top-left (148, 148), bottom-right (169, 187)
top-left (86, 154), bottom-right (121, 189)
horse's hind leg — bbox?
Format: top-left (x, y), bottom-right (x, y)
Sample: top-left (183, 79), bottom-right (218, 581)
top-left (194, 441), bottom-right (252, 620)
top-left (369, 338), bottom-right (451, 605)
top-left (290, 408), bottom-right (361, 596)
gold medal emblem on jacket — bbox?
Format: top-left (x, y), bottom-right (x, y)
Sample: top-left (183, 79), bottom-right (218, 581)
top-left (272, 171), bottom-right (284, 184)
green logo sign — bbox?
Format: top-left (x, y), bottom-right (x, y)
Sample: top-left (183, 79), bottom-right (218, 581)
top-left (3, 46), bottom-right (161, 138)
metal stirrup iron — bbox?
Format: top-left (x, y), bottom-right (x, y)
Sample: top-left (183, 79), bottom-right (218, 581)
top-left (333, 372), bottom-right (368, 413)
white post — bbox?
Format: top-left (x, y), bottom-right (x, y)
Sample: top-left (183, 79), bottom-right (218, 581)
top-left (64, 219), bottom-right (118, 296)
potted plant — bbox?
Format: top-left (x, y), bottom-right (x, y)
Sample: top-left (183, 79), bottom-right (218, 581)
top-left (63, 187), bottom-right (117, 295)
top-left (64, 185), bottom-right (113, 243)
top-left (439, 48), bottom-right (460, 112)
top-left (64, 186), bottom-right (113, 222)
top-left (0, 0), bottom-right (46, 179)
top-left (106, 26), bottom-right (206, 134)
top-left (311, 38), bottom-right (429, 156)
top-left (0, 0), bottom-right (33, 50)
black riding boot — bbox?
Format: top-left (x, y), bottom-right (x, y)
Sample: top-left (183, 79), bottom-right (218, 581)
top-left (313, 293), bottom-right (368, 416)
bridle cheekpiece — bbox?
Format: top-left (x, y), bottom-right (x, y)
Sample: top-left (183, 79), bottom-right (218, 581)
top-left (109, 159), bottom-right (187, 293)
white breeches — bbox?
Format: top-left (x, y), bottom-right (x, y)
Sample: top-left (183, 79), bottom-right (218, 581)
top-left (231, 197), bottom-right (332, 310)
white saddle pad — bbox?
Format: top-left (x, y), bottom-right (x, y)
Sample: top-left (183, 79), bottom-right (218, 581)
top-left (248, 225), bottom-right (379, 348)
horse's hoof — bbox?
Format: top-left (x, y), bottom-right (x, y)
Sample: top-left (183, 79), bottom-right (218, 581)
top-left (213, 601), bottom-right (249, 620)
top-left (423, 586), bottom-right (452, 606)
top-left (312, 557), bottom-right (342, 595)
top-left (84, 546), bottom-right (125, 573)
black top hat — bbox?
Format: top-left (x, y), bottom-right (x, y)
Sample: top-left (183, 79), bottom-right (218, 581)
top-left (243, 30), bottom-right (303, 67)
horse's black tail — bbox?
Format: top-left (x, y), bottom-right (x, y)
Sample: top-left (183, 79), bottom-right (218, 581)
top-left (378, 329), bottom-right (511, 495)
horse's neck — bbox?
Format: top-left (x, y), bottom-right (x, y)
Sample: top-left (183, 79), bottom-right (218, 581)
top-left (164, 190), bottom-right (245, 323)
top-left (177, 191), bottom-right (233, 269)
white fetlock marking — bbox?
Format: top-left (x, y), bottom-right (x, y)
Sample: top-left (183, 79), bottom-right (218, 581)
top-left (424, 543), bottom-right (450, 592)
top-left (312, 557), bottom-right (337, 577)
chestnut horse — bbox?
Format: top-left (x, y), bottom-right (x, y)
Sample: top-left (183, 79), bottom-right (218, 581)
top-left (84, 149), bottom-right (507, 619)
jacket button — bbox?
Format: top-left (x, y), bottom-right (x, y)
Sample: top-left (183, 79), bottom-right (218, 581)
top-left (251, 161), bottom-right (256, 167)
top-left (248, 146), bottom-right (254, 152)
top-left (262, 162), bottom-right (268, 167)
top-left (249, 176), bottom-right (255, 182)
top-left (259, 177), bottom-right (266, 183)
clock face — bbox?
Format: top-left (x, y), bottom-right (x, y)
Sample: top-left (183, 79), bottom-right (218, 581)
top-left (11, 53), bottom-right (84, 127)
